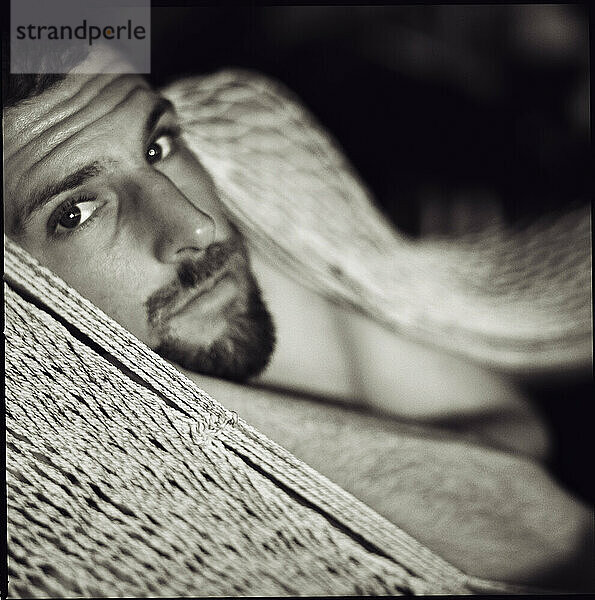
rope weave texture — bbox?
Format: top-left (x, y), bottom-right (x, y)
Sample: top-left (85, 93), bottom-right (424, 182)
top-left (163, 69), bottom-right (592, 372)
top-left (6, 241), bottom-right (496, 596)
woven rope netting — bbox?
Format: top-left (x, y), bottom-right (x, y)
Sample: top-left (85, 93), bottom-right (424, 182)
top-left (5, 70), bottom-right (590, 597)
top-left (6, 238), bottom-right (516, 597)
top-left (163, 70), bottom-right (592, 373)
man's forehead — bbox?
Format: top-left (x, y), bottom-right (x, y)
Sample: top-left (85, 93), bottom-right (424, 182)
top-left (3, 72), bottom-right (167, 233)
top-left (4, 73), bottom-right (159, 187)
top-left (4, 72), bottom-right (152, 157)
top-left (5, 41), bottom-right (146, 139)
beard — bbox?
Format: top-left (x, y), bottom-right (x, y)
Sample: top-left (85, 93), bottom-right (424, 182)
top-left (145, 233), bottom-right (276, 381)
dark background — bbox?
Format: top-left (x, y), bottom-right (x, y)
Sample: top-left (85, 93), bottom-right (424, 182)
top-left (148, 4), bottom-right (593, 502)
top-left (150, 4), bottom-right (590, 236)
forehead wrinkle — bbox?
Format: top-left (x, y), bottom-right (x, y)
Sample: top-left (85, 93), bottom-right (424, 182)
top-left (3, 76), bottom-right (89, 130)
top-left (5, 77), bottom-right (151, 168)
top-left (4, 74), bottom-right (106, 141)
top-left (4, 46), bottom-right (143, 130)
top-left (6, 74), bottom-right (139, 149)
top-left (7, 85), bottom-right (156, 198)
top-left (11, 86), bottom-right (162, 202)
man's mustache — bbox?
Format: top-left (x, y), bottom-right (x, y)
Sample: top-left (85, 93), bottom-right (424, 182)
top-left (145, 235), bottom-right (244, 328)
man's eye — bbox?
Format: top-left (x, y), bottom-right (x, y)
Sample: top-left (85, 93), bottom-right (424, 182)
top-left (53, 198), bottom-right (100, 234)
top-left (146, 133), bottom-right (175, 165)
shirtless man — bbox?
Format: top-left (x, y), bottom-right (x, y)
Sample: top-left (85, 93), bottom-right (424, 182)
top-left (4, 45), bottom-right (592, 589)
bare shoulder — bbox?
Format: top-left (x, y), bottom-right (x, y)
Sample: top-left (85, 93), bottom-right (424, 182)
top-left (181, 367), bottom-right (592, 591)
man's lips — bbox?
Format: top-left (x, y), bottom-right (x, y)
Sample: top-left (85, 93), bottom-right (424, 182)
top-left (167, 269), bottom-right (238, 319)
top-left (145, 245), bottom-right (247, 330)
top-left (169, 268), bottom-right (230, 318)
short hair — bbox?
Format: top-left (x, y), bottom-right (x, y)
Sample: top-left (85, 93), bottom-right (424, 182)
top-left (3, 73), bottom-right (69, 109)
top-left (2, 38), bottom-right (90, 109)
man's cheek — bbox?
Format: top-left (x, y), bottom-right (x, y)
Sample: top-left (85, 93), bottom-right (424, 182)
top-left (46, 252), bottom-right (151, 340)
top-left (94, 288), bottom-right (153, 343)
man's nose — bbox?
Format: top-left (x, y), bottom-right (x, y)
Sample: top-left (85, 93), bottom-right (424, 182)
top-left (142, 173), bottom-right (216, 263)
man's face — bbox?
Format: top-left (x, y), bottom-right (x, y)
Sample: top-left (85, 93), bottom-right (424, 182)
top-left (4, 72), bottom-right (275, 380)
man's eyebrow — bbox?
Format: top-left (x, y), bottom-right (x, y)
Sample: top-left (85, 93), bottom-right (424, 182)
top-left (145, 97), bottom-right (176, 138)
top-left (12, 161), bottom-right (105, 236)
top-left (11, 96), bottom-right (176, 237)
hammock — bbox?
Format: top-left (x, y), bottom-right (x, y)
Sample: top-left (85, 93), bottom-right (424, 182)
top-left (6, 239), bottom-right (529, 597)
top-left (5, 70), bottom-right (591, 597)
top-left (162, 70), bottom-right (592, 374)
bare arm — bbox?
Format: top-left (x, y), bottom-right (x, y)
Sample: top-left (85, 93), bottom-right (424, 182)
top-left (178, 366), bottom-right (593, 591)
